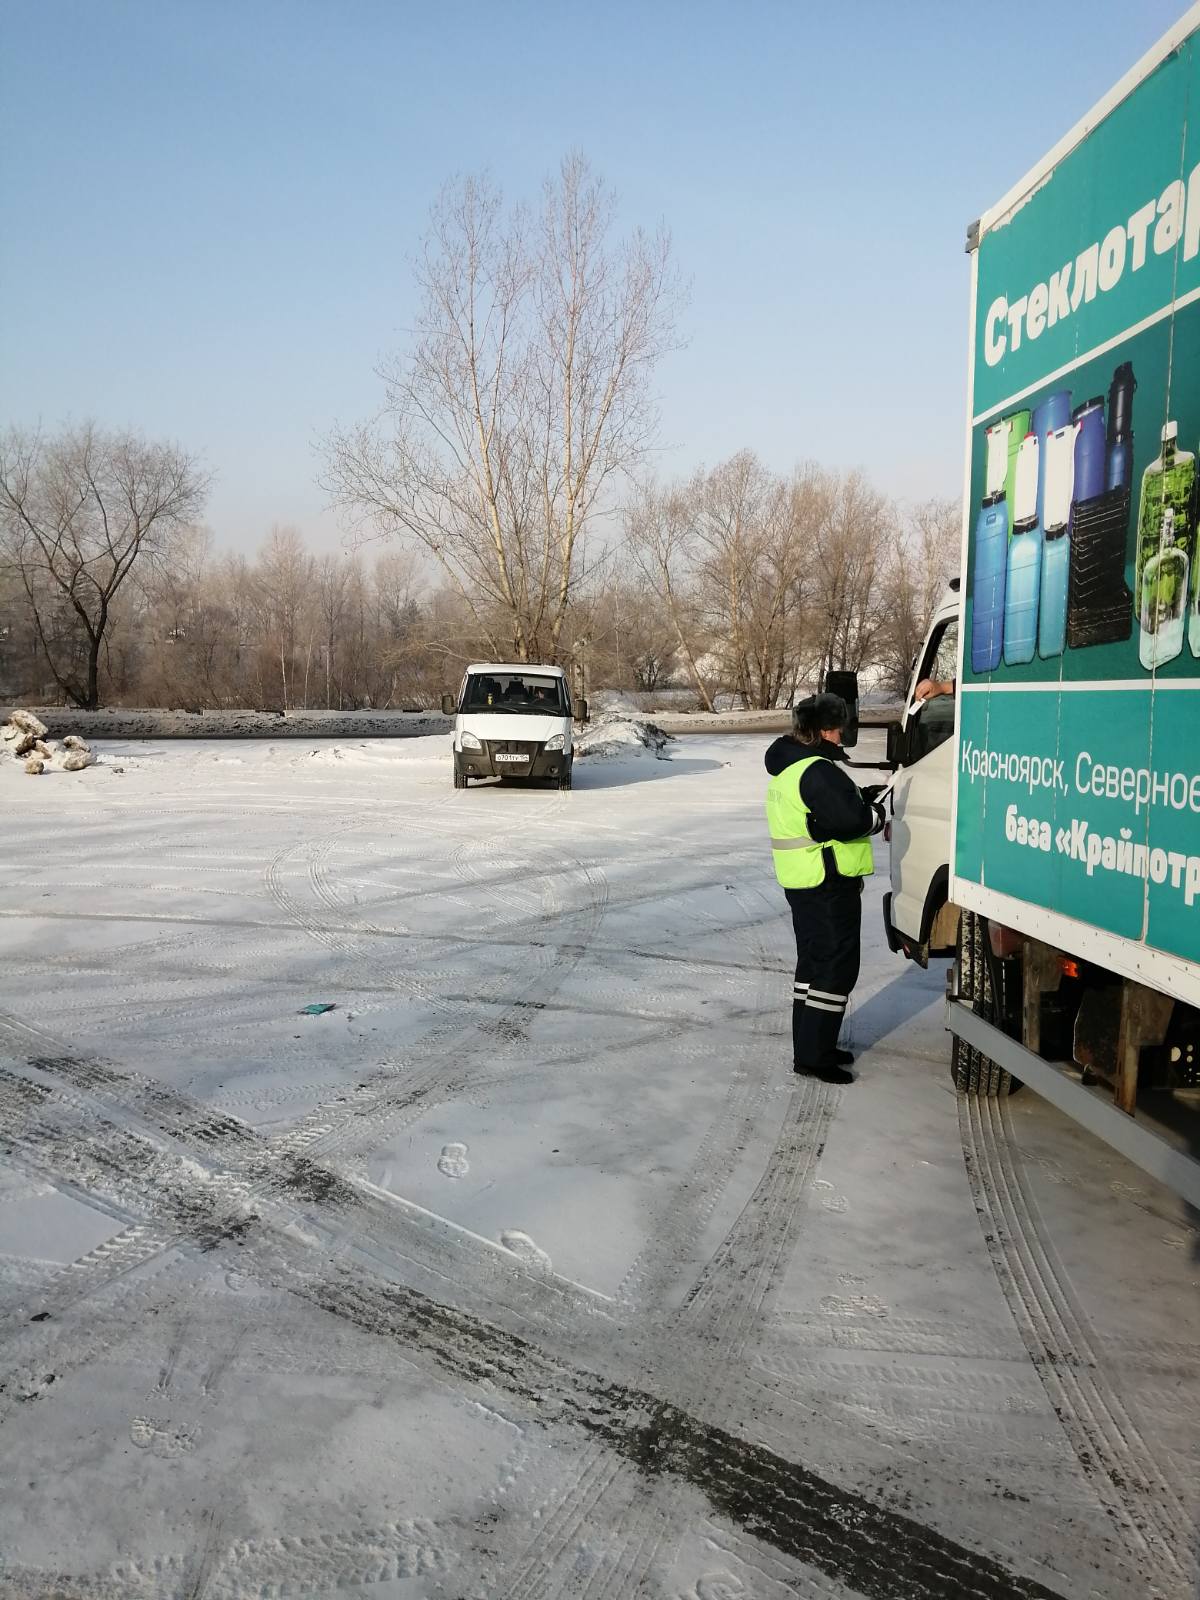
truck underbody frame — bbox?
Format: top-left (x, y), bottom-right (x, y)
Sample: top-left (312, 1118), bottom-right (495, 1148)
top-left (948, 996), bottom-right (1200, 1210)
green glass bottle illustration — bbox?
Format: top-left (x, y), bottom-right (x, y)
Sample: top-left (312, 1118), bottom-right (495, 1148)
top-left (1135, 421), bottom-right (1195, 669)
top-left (1139, 508), bottom-right (1188, 667)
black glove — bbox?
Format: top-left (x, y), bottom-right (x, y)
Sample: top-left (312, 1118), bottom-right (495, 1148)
top-left (860, 783), bottom-right (887, 804)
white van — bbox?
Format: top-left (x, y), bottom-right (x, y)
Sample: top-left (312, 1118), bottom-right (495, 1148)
top-left (441, 663), bottom-right (581, 791)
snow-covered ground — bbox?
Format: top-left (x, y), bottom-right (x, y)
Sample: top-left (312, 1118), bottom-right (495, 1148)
top-left (0, 732), bottom-right (1196, 1600)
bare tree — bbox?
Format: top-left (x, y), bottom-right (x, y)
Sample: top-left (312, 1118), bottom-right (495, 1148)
top-left (625, 480), bottom-right (716, 711)
top-left (584, 579), bottom-right (678, 693)
top-left (322, 154), bottom-right (681, 663)
top-left (875, 496), bottom-right (961, 694)
top-left (807, 469), bottom-right (891, 678)
top-left (689, 453), bottom-right (811, 709)
top-left (316, 554), bottom-right (353, 708)
top-left (252, 526), bottom-right (315, 708)
top-left (0, 424), bottom-right (208, 708)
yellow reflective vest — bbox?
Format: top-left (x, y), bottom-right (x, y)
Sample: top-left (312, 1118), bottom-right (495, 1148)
top-left (766, 755), bottom-right (874, 889)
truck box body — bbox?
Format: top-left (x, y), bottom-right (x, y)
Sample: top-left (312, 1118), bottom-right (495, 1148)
top-left (955, 12), bottom-right (1200, 1010)
top-left (884, 10), bottom-right (1200, 1207)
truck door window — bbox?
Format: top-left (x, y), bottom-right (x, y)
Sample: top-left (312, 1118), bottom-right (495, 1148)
top-left (909, 619), bottom-right (957, 762)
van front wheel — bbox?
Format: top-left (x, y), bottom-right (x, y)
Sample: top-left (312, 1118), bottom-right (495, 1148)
top-left (453, 770), bottom-right (468, 790)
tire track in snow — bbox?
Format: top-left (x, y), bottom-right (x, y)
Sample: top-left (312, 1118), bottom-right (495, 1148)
top-left (251, 812), bottom-right (611, 1168)
top-left (492, 1077), bottom-right (838, 1600)
top-left (0, 1039), bottom-right (611, 1377)
top-left (0, 1515), bottom-right (455, 1599)
top-left (960, 1091), bottom-right (1195, 1596)
top-left (0, 1094), bottom-right (1071, 1600)
top-left (263, 828), bottom-right (445, 1010)
top-left (485, 882), bottom-right (814, 1599)
top-left (612, 881), bottom-right (782, 1312)
top-left (586, 1079), bottom-right (838, 1600)
top-left (278, 842), bottom-right (611, 1168)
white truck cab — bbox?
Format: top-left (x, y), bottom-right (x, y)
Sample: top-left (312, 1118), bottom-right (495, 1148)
top-left (883, 582), bottom-right (961, 966)
top-left (442, 663), bottom-right (580, 791)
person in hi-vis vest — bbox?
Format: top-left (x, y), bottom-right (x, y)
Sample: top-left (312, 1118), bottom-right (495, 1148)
top-left (765, 694), bottom-right (886, 1084)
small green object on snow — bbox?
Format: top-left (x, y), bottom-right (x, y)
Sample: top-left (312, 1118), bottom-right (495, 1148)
top-left (300, 1002), bottom-right (336, 1015)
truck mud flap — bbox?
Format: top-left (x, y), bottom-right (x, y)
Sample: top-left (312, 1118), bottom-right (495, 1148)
top-left (881, 892), bottom-right (904, 955)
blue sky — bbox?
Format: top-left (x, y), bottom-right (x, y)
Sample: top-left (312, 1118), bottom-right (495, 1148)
top-left (0, 0), bottom-right (1188, 550)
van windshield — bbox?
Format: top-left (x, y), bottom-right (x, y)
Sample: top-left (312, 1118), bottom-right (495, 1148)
top-left (462, 673), bottom-right (567, 714)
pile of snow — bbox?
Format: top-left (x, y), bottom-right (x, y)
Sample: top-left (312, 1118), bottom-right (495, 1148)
top-left (574, 711), bottom-right (674, 762)
top-left (0, 710), bottom-right (95, 776)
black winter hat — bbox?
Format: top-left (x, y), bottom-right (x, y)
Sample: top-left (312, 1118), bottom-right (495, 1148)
top-left (792, 693), bottom-right (849, 740)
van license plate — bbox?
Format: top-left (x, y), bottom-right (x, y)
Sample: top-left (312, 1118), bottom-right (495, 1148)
top-left (495, 753), bottom-right (528, 763)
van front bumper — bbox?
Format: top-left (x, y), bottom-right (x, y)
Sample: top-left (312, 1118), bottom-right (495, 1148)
top-left (455, 743), bottom-right (569, 781)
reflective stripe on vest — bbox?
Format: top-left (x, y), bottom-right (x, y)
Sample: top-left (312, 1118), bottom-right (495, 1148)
top-left (765, 755), bottom-right (874, 889)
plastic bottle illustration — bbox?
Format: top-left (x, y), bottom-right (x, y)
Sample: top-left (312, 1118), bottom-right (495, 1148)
top-left (1134, 421), bottom-right (1195, 664)
top-left (1038, 422), bottom-right (1077, 658)
top-left (984, 421), bottom-right (1009, 500)
top-left (983, 411), bottom-right (1030, 507)
top-left (1003, 409), bottom-right (1031, 511)
top-left (1105, 363), bottom-right (1136, 492)
top-left (1004, 433), bottom-right (1041, 664)
top-left (1139, 507), bottom-right (1188, 668)
top-left (971, 495), bottom-right (1008, 673)
top-left (1031, 390), bottom-right (1072, 525)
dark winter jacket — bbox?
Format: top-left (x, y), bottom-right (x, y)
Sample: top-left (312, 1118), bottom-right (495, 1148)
top-left (763, 736), bottom-right (882, 847)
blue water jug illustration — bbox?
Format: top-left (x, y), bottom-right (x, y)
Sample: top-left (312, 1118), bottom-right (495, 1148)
top-left (1004, 433), bottom-right (1041, 664)
top-left (1039, 532), bottom-right (1070, 657)
top-left (1031, 389), bottom-right (1072, 526)
top-left (971, 496), bottom-right (1008, 673)
top-left (1073, 397), bottom-right (1106, 503)
top-left (1006, 534), bottom-right (1043, 663)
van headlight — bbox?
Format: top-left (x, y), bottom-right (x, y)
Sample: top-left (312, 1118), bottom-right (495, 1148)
top-left (544, 733), bottom-right (565, 751)
top-left (461, 731), bottom-right (482, 751)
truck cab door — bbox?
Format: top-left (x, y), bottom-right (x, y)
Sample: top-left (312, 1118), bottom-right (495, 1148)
top-left (889, 616), bottom-right (959, 954)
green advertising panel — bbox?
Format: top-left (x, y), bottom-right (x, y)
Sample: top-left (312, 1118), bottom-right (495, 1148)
top-left (957, 28), bottom-right (1200, 965)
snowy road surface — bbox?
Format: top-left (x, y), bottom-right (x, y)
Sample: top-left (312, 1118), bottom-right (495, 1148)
top-left (0, 733), bottom-right (1196, 1600)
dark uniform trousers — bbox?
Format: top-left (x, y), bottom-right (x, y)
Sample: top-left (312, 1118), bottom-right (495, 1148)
top-left (785, 863), bottom-right (863, 1067)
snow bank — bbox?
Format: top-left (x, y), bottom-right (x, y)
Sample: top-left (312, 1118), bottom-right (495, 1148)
top-left (574, 711), bottom-right (674, 762)
top-left (0, 706), bottom-right (450, 740)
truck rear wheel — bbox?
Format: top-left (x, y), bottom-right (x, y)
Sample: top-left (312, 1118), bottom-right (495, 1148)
top-left (952, 910), bottom-right (1015, 1096)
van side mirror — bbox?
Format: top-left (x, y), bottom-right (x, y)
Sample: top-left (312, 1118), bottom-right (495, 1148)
top-left (885, 720), bottom-right (907, 769)
top-left (440, 693), bottom-right (456, 717)
top-left (824, 669), bottom-right (859, 749)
